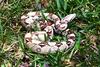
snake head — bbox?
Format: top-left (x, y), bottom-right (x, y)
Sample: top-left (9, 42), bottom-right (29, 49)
top-left (21, 15), bottom-right (34, 30)
top-left (55, 23), bottom-right (68, 31)
top-left (25, 33), bottom-right (32, 43)
top-left (61, 13), bottom-right (76, 24)
top-left (55, 13), bottom-right (76, 31)
top-left (44, 26), bottom-right (54, 39)
top-left (21, 12), bottom-right (40, 30)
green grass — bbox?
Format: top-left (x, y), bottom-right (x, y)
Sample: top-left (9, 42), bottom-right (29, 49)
top-left (0, 0), bottom-right (100, 67)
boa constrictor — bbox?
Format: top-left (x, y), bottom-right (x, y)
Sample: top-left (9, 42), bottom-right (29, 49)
top-left (21, 12), bottom-right (76, 54)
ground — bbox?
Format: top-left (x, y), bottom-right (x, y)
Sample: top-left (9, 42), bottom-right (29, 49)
top-left (0, 0), bottom-right (100, 67)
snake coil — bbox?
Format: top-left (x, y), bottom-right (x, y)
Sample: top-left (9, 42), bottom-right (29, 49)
top-left (21, 12), bottom-right (76, 54)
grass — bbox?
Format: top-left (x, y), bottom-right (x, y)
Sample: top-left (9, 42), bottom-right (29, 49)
top-left (0, 0), bottom-right (100, 67)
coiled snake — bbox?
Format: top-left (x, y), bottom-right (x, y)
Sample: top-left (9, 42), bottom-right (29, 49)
top-left (21, 12), bottom-right (76, 54)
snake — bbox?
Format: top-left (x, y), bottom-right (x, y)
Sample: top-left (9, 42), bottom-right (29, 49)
top-left (21, 11), bottom-right (76, 54)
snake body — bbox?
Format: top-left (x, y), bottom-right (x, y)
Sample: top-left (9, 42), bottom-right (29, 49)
top-left (21, 12), bottom-right (76, 54)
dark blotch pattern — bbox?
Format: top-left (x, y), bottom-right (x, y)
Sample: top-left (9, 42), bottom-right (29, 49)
top-left (25, 38), bottom-right (32, 43)
top-left (67, 41), bottom-right (72, 46)
top-left (55, 42), bottom-right (62, 47)
top-left (36, 48), bottom-right (41, 52)
top-left (39, 42), bottom-right (48, 47)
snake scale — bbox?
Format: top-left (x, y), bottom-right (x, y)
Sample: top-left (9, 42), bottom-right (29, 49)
top-left (21, 11), bottom-right (76, 54)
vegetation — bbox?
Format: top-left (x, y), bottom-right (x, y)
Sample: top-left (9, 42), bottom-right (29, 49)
top-left (0, 0), bottom-right (100, 67)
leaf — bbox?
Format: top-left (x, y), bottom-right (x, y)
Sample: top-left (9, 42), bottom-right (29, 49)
top-left (64, 0), bottom-right (67, 10)
top-left (18, 35), bottom-right (24, 50)
top-left (57, 12), bottom-right (62, 18)
top-left (40, 10), bottom-right (47, 20)
top-left (0, 19), bottom-right (3, 39)
top-left (75, 33), bottom-right (81, 50)
top-left (55, 0), bottom-right (61, 10)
